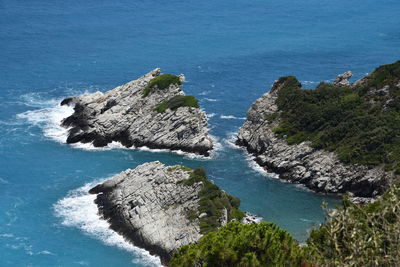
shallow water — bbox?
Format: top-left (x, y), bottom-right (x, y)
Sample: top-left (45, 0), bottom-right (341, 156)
top-left (1, 0), bottom-right (399, 266)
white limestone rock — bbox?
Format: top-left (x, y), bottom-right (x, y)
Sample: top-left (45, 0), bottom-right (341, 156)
top-left (60, 69), bottom-right (213, 156)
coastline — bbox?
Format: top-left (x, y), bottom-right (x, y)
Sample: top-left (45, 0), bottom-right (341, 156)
top-left (236, 78), bottom-right (391, 199)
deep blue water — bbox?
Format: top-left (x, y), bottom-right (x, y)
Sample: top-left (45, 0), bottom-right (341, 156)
top-left (1, 0), bottom-right (399, 266)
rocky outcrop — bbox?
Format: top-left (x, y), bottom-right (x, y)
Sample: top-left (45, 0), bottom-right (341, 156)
top-left (333, 71), bottom-right (353, 87)
top-left (89, 162), bottom-right (245, 264)
top-left (237, 77), bottom-right (390, 199)
top-left (60, 69), bottom-right (213, 156)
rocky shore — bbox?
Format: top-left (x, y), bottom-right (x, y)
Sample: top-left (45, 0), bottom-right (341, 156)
top-left (89, 161), bottom-right (247, 264)
top-left (60, 69), bottom-right (213, 156)
top-left (237, 73), bottom-right (391, 199)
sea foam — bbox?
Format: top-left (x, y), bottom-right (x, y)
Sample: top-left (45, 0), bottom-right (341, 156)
top-left (53, 180), bottom-right (162, 267)
top-left (17, 100), bottom-right (74, 144)
top-left (223, 131), bottom-right (279, 178)
top-left (220, 115), bottom-right (246, 120)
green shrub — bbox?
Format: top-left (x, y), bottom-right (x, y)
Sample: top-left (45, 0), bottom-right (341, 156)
top-left (307, 184), bottom-right (400, 266)
top-left (265, 113), bottom-right (278, 122)
top-left (177, 168), bottom-right (244, 234)
top-left (271, 60), bottom-right (400, 170)
top-left (170, 222), bottom-right (318, 267)
top-left (154, 95), bottom-right (199, 113)
top-left (171, 183), bottom-right (400, 267)
top-left (167, 166), bottom-right (192, 172)
top-left (143, 74), bottom-right (181, 97)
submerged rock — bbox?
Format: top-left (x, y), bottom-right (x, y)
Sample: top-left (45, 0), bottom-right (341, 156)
top-left (60, 69), bottom-right (213, 156)
top-left (237, 76), bottom-right (390, 199)
top-left (89, 161), bottom-right (244, 264)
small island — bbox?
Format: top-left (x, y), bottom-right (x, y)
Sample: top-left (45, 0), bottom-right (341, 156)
top-left (89, 161), bottom-right (245, 264)
top-left (60, 69), bottom-right (213, 156)
top-left (237, 61), bottom-right (400, 199)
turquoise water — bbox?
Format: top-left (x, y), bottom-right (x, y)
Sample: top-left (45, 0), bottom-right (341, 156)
top-left (1, 0), bottom-right (399, 266)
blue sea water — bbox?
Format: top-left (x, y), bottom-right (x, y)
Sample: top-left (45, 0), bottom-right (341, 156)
top-left (1, 0), bottom-right (399, 266)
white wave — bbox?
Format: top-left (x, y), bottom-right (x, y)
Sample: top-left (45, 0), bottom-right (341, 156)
top-left (220, 115), bottom-right (246, 120)
top-left (0, 233), bottom-right (14, 238)
top-left (17, 101), bottom-right (74, 143)
top-left (136, 146), bottom-right (210, 160)
top-left (70, 141), bottom-right (127, 151)
top-left (198, 90), bottom-right (210, 96)
top-left (203, 98), bottom-right (219, 102)
top-left (0, 119), bottom-right (24, 126)
top-left (37, 250), bottom-right (55, 256)
top-left (206, 113), bottom-right (216, 118)
top-left (226, 133), bottom-right (279, 179)
top-left (223, 131), bottom-right (279, 178)
top-left (53, 180), bottom-right (162, 267)
top-left (245, 155), bottom-right (270, 177)
top-left (209, 134), bottom-right (224, 154)
top-left (223, 131), bottom-right (240, 149)
top-left (301, 80), bottom-right (318, 85)
top-left (18, 93), bottom-right (62, 108)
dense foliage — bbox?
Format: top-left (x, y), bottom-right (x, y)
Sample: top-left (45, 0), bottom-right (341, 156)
top-left (174, 167), bottom-right (244, 234)
top-left (272, 61), bottom-right (400, 170)
top-left (170, 184), bottom-right (400, 267)
top-left (169, 222), bottom-right (317, 267)
top-left (308, 184), bottom-right (400, 266)
top-left (155, 95), bottom-right (199, 113)
top-left (143, 74), bottom-right (181, 97)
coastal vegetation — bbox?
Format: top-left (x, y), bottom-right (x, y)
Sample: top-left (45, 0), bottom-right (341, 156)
top-left (171, 183), bottom-right (400, 266)
top-left (308, 183), bottom-right (400, 266)
top-left (170, 221), bottom-right (317, 267)
top-left (143, 73), bottom-right (182, 97)
top-left (155, 95), bottom-right (199, 113)
top-left (272, 61), bottom-right (400, 170)
top-left (177, 167), bottom-right (245, 234)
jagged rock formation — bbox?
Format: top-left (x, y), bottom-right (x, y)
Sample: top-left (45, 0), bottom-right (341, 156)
top-left (333, 71), bottom-right (353, 86)
top-left (237, 72), bottom-right (392, 199)
top-left (60, 69), bottom-right (213, 156)
top-left (89, 162), bottom-right (245, 264)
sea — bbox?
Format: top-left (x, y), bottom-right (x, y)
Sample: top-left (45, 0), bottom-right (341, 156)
top-left (1, 0), bottom-right (399, 266)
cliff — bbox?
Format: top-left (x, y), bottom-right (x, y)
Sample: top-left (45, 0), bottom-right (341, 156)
top-left (237, 61), bottom-right (400, 199)
top-left (89, 161), bottom-right (244, 264)
top-left (60, 69), bottom-right (213, 156)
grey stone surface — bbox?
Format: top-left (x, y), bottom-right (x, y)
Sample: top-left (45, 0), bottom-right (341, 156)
top-left (237, 78), bottom-right (391, 198)
top-left (89, 161), bottom-right (252, 264)
top-left (333, 71), bottom-right (353, 86)
top-left (89, 161), bottom-right (203, 263)
top-left (61, 69), bottom-right (213, 155)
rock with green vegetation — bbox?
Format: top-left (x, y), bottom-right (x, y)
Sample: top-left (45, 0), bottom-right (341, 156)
top-left (89, 161), bottom-right (246, 264)
top-left (308, 183), bottom-right (400, 266)
top-left (155, 95), bottom-right (199, 113)
top-left (61, 68), bottom-right (213, 156)
top-left (170, 221), bottom-right (317, 267)
top-left (177, 167), bottom-right (245, 234)
top-left (237, 61), bottom-right (400, 198)
top-left (143, 73), bottom-right (182, 97)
